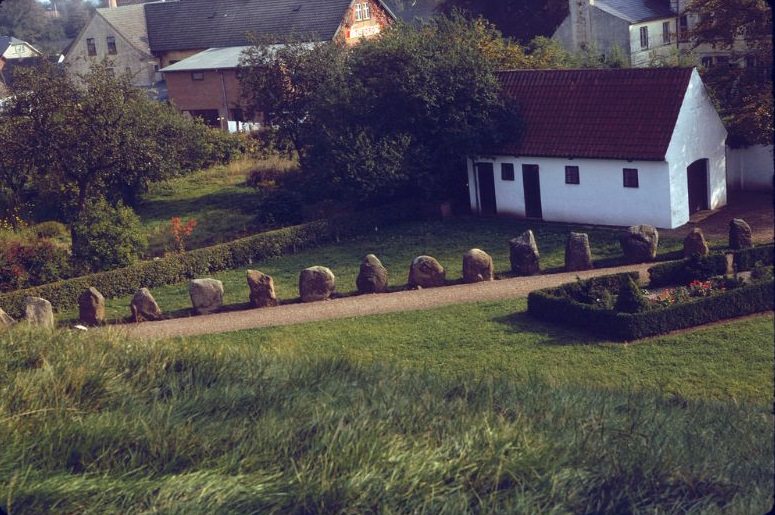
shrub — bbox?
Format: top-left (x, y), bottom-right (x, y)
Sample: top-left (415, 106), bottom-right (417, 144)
top-left (33, 221), bottom-right (68, 241)
top-left (733, 244), bottom-right (774, 271)
top-left (750, 261), bottom-right (774, 283)
top-left (0, 239), bottom-right (71, 292)
top-left (0, 201), bottom-right (422, 318)
top-left (70, 199), bottom-right (148, 273)
top-left (614, 277), bottom-right (650, 313)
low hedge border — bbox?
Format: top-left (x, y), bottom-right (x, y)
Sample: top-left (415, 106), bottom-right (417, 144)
top-left (0, 201), bottom-right (424, 318)
top-left (648, 244), bottom-right (775, 287)
top-left (527, 273), bottom-right (774, 341)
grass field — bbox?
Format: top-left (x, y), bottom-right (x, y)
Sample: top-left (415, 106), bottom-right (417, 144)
top-left (58, 216), bottom-right (720, 325)
top-left (1, 308), bottom-right (772, 513)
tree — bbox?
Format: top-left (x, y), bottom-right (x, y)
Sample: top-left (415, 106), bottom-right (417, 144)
top-left (0, 0), bottom-right (49, 44)
top-left (685, 0), bottom-right (772, 146)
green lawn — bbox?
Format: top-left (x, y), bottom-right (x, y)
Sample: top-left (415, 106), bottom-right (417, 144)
top-left (1, 310), bottom-right (772, 513)
top-left (59, 217), bottom-right (715, 325)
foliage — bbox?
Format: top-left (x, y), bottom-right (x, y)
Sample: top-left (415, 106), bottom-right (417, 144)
top-left (70, 198), bottom-right (147, 273)
top-left (168, 217), bottom-right (198, 254)
top-left (648, 244), bottom-right (774, 287)
top-left (614, 277), bottom-right (650, 313)
top-left (0, 237), bottom-right (71, 292)
top-left (750, 262), bottom-right (773, 283)
top-left (32, 221), bottom-right (68, 241)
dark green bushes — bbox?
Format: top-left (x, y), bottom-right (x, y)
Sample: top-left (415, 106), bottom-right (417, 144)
top-left (0, 202), bottom-right (422, 318)
top-left (648, 244), bottom-right (774, 287)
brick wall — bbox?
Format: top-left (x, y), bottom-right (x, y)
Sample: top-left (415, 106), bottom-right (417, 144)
top-left (165, 68), bottom-right (245, 129)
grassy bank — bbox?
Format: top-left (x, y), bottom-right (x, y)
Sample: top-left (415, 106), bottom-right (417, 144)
top-left (0, 323), bottom-right (772, 513)
top-left (58, 217), bottom-right (705, 324)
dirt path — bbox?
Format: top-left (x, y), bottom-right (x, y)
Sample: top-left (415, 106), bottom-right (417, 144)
top-left (116, 263), bottom-right (654, 340)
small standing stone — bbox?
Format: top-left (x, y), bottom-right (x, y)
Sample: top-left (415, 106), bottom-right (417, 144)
top-left (78, 287), bottom-right (105, 326)
top-left (565, 232), bottom-right (593, 271)
top-left (0, 308), bottom-right (16, 329)
top-left (462, 249), bottom-right (494, 283)
top-left (683, 228), bottom-right (709, 258)
top-left (189, 278), bottom-right (224, 315)
top-left (356, 254), bottom-right (388, 294)
top-left (247, 270), bottom-right (278, 308)
top-left (407, 256), bottom-right (446, 289)
top-left (619, 224), bottom-right (659, 263)
top-left (299, 266), bottom-right (336, 302)
top-left (131, 288), bottom-right (162, 322)
top-left (24, 297), bottom-right (54, 329)
top-left (728, 218), bottom-right (753, 250)
top-left (509, 230), bottom-right (540, 276)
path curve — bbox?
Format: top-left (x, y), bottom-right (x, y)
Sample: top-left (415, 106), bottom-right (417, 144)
top-left (116, 263), bottom-right (654, 340)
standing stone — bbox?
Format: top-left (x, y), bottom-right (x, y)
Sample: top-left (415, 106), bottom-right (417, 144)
top-left (619, 225), bottom-right (659, 263)
top-left (299, 266), bottom-right (336, 302)
top-left (189, 278), bottom-right (224, 315)
top-left (78, 287), bottom-right (105, 326)
top-left (407, 256), bottom-right (446, 288)
top-left (728, 218), bottom-right (753, 250)
top-left (356, 254), bottom-right (388, 294)
top-left (683, 228), bottom-right (709, 258)
top-left (247, 270), bottom-right (278, 308)
top-left (130, 288), bottom-right (162, 322)
top-left (509, 230), bottom-right (540, 276)
top-left (462, 249), bottom-right (494, 283)
top-left (0, 308), bottom-right (16, 329)
top-left (24, 297), bottom-right (54, 329)
top-left (565, 232), bottom-right (593, 271)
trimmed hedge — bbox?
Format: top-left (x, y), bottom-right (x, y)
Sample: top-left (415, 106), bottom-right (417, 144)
top-left (648, 244), bottom-right (775, 287)
top-left (0, 202), bottom-right (423, 318)
top-left (528, 273), bottom-right (774, 341)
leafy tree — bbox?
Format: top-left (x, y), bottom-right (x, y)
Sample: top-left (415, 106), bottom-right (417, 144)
top-left (0, 0), bottom-right (49, 44)
top-left (685, 0), bottom-right (772, 146)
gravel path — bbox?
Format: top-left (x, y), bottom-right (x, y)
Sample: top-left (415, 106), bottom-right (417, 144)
top-left (118, 263), bottom-right (654, 340)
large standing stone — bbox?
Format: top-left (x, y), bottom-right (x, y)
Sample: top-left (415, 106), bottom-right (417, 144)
top-left (407, 256), bottom-right (446, 288)
top-left (565, 232), bottom-right (593, 271)
top-left (24, 297), bottom-right (54, 328)
top-left (462, 249), bottom-right (494, 283)
top-left (189, 278), bottom-right (224, 315)
top-left (130, 288), bottom-right (162, 322)
top-left (78, 287), bottom-right (105, 326)
top-left (299, 266), bottom-right (336, 302)
top-left (728, 218), bottom-right (753, 250)
top-left (619, 225), bottom-right (659, 263)
top-left (683, 228), bottom-right (709, 258)
top-left (509, 230), bottom-right (540, 276)
top-left (356, 254), bottom-right (388, 294)
top-left (247, 270), bottom-right (278, 308)
top-left (0, 308), bottom-right (16, 329)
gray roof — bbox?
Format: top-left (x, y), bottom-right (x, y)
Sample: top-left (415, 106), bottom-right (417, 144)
top-left (96, 4), bottom-right (153, 56)
top-left (595, 0), bottom-right (676, 23)
top-left (159, 43), bottom-right (319, 72)
top-left (146, 0), bottom-right (396, 53)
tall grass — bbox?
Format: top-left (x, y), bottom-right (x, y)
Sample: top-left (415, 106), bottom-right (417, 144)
top-left (1, 327), bottom-right (771, 513)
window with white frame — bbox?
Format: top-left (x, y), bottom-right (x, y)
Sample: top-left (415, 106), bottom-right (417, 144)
top-left (662, 21), bottom-right (670, 44)
top-left (354, 2), bottom-right (371, 21)
top-left (639, 26), bottom-right (649, 49)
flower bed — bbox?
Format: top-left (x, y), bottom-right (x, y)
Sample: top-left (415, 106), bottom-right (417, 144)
top-left (527, 271), bottom-right (774, 341)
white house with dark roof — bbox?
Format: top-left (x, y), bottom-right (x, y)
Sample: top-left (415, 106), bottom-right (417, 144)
top-left (468, 68), bottom-right (727, 229)
top-left (64, 4), bottom-right (160, 90)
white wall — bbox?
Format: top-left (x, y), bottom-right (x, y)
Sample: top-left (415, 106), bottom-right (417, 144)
top-left (467, 156), bottom-right (675, 228)
top-left (665, 68), bottom-right (727, 227)
top-left (629, 18), bottom-right (677, 67)
top-left (727, 144), bottom-right (774, 191)
top-left (2, 42), bottom-right (40, 59)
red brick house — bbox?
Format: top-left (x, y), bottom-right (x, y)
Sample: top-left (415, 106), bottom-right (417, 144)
top-left (150, 0), bottom-right (396, 130)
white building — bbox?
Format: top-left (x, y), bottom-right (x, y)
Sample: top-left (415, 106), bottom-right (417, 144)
top-left (468, 68), bottom-right (727, 229)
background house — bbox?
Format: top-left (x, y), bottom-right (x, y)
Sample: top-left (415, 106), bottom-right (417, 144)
top-left (64, 2), bottom-right (160, 92)
top-left (468, 68), bottom-right (727, 229)
top-left (154, 0), bottom-right (396, 131)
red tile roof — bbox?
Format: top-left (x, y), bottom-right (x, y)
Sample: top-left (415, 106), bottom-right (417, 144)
top-left (494, 68), bottom-right (694, 161)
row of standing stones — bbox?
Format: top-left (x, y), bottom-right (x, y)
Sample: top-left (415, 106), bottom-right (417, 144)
top-left (0, 218), bottom-right (756, 329)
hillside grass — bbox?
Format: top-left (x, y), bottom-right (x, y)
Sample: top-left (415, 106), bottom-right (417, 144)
top-left (137, 157), bottom-right (297, 254)
top-left (1, 314), bottom-right (772, 513)
top-left (57, 217), bottom-right (717, 325)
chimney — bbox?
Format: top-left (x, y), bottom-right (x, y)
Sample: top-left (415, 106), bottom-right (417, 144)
top-left (569, 0), bottom-right (593, 50)
top-left (108, 0), bottom-right (117, 8)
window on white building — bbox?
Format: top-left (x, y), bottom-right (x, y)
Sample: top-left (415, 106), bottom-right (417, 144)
top-left (565, 166), bottom-right (580, 185)
top-left (623, 168), bottom-right (639, 188)
top-left (662, 22), bottom-right (670, 44)
top-left (107, 36), bottom-right (117, 55)
top-left (86, 38), bottom-right (96, 56)
top-left (639, 27), bottom-right (649, 49)
top-left (501, 163), bottom-right (515, 181)
top-left (679, 16), bottom-right (688, 42)
top-left (701, 56), bottom-right (713, 68)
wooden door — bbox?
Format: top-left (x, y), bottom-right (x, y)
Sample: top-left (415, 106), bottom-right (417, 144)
top-left (687, 159), bottom-right (709, 214)
top-left (476, 162), bottom-right (497, 215)
top-left (522, 164), bottom-right (543, 219)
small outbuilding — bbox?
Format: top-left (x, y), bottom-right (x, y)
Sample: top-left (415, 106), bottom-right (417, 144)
top-left (468, 67), bottom-right (727, 229)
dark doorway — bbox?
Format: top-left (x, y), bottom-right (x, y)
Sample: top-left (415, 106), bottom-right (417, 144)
top-left (522, 164), bottom-right (543, 219)
top-left (476, 162), bottom-right (497, 215)
top-left (687, 159), bottom-right (709, 214)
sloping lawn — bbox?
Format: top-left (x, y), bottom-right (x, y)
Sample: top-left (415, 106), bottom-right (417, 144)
top-left (58, 217), bottom-right (711, 324)
top-left (1, 309), bottom-right (771, 513)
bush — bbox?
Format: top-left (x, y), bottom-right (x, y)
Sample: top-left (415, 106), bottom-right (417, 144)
top-left (750, 262), bottom-right (774, 283)
top-left (0, 201), bottom-right (423, 318)
top-left (614, 277), bottom-right (649, 313)
top-left (33, 221), bottom-right (68, 241)
top-left (0, 239), bottom-right (71, 292)
top-left (733, 244), bottom-right (774, 271)
top-left (70, 199), bottom-right (148, 273)
top-left (528, 273), bottom-right (774, 341)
